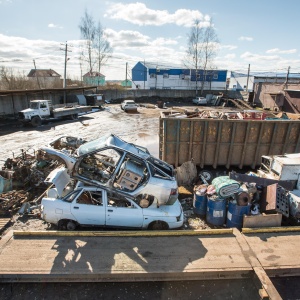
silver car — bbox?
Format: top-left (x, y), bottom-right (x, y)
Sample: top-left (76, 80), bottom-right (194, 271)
top-left (120, 100), bottom-right (138, 112)
top-left (41, 134), bottom-right (178, 206)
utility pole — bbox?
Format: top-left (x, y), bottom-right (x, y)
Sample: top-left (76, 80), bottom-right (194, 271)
top-left (61, 41), bottom-right (72, 104)
top-left (125, 62), bottom-right (128, 88)
top-left (143, 59), bottom-right (146, 89)
top-left (285, 66), bottom-right (290, 87)
top-left (246, 64), bottom-right (250, 92)
top-left (33, 59), bottom-right (41, 89)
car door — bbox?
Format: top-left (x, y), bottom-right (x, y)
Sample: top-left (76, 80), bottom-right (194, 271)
top-left (105, 191), bottom-right (143, 228)
top-left (70, 189), bottom-right (106, 226)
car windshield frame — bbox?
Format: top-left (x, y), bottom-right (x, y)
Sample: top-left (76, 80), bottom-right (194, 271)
top-left (78, 135), bottom-right (108, 155)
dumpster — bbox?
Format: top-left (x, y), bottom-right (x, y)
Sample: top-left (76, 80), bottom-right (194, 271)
top-left (159, 111), bottom-right (300, 168)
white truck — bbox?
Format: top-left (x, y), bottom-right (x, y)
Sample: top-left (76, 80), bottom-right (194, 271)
top-left (18, 100), bottom-right (92, 127)
top-left (192, 97), bottom-right (207, 105)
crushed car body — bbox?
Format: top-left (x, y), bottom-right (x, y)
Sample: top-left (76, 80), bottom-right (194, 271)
top-left (41, 167), bottom-right (183, 230)
top-left (40, 133), bottom-right (178, 206)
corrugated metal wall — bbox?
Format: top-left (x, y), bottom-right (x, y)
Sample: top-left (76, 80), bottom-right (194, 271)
top-left (159, 113), bottom-right (300, 169)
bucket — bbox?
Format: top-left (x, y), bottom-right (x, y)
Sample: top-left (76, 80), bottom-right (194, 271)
top-left (226, 201), bottom-right (250, 229)
top-left (193, 193), bottom-right (207, 216)
top-left (206, 196), bottom-right (226, 226)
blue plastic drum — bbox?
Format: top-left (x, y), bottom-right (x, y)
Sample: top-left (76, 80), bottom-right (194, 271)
top-left (226, 201), bottom-right (250, 229)
top-left (206, 196), bottom-right (226, 226)
top-left (193, 193), bottom-right (207, 216)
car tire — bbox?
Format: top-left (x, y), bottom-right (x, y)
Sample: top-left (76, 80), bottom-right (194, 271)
top-left (70, 113), bottom-right (78, 120)
top-left (66, 220), bottom-right (77, 231)
top-left (31, 116), bottom-right (42, 127)
top-left (148, 221), bottom-right (169, 230)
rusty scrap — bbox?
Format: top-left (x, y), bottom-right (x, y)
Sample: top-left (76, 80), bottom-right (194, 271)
top-left (0, 190), bottom-right (29, 213)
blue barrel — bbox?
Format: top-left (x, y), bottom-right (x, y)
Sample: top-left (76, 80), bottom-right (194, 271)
top-left (206, 196), bottom-right (226, 226)
top-left (226, 201), bottom-right (251, 229)
top-left (193, 193), bottom-right (207, 216)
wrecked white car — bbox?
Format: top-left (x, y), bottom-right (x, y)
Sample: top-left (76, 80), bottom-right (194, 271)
top-left (40, 134), bottom-right (178, 206)
top-left (41, 169), bottom-right (183, 230)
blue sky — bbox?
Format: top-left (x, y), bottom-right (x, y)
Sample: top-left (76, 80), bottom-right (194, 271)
top-left (0, 0), bottom-right (299, 80)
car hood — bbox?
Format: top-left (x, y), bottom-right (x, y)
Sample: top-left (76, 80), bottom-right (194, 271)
top-left (20, 108), bottom-right (36, 114)
top-left (44, 167), bottom-right (70, 197)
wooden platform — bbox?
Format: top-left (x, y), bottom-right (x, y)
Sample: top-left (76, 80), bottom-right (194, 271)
top-left (0, 218), bottom-right (10, 231)
top-left (1, 227), bottom-right (300, 299)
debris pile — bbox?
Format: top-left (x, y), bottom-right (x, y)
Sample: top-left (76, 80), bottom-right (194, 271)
top-left (0, 190), bottom-right (29, 214)
top-left (0, 137), bottom-right (86, 215)
top-left (165, 109), bottom-right (300, 120)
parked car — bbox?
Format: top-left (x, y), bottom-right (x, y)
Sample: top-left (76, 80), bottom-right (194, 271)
top-left (121, 100), bottom-right (138, 112)
top-left (41, 134), bottom-right (178, 206)
top-left (41, 174), bottom-right (183, 230)
top-left (192, 97), bottom-right (207, 105)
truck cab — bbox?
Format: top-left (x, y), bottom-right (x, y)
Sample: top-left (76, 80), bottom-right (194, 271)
top-left (18, 100), bottom-right (51, 126)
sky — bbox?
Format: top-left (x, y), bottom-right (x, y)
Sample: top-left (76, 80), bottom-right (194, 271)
top-left (0, 0), bottom-right (300, 81)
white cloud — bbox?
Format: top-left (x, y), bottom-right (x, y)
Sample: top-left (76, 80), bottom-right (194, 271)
top-left (240, 51), bottom-right (279, 61)
top-left (105, 29), bottom-right (177, 49)
top-left (224, 54), bottom-right (236, 59)
top-left (266, 48), bottom-right (297, 54)
top-left (220, 44), bottom-right (237, 50)
top-left (48, 23), bottom-right (63, 29)
top-left (239, 36), bottom-right (253, 41)
top-left (105, 2), bottom-right (209, 27)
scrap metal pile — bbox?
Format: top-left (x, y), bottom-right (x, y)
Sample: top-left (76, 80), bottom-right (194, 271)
top-left (0, 136), bottom-right (85, 215)
top-left (167, 108), bottom-right (300, 120)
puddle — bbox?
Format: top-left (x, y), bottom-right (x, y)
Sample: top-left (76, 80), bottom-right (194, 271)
top-left (135, 134), bottom-right (159, 158)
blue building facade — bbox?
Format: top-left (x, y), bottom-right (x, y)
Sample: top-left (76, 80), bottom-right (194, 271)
top-left (132, 62), bottom-right (228, 90)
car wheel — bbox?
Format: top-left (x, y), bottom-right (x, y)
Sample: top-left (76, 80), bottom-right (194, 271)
top-left (31, 116), bottom-right (42, 127)
top-left (148, 221), bottom-right (169, 230)
top-left (70, 113), bottom-right (78, 120)
top-left (199, 170), bottom-right (213, 184)
top-left (66, 220), bottom-right (77, 231)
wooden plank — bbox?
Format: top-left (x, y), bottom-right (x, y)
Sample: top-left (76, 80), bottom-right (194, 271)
top-left (260, 184), bottom-right (277, 211)
top-left (253, 267), bottom-right (282, 300)
top-left (243, 213), bottom-right (282, 228)
top-left (13, 228), bottom-right (234, 237)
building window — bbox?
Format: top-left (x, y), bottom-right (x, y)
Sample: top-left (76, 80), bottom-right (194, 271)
top-left (163, 73), bottom-right (169, 78)
top-left (213, 73), bottom-right (218, 79)
top-left (150, 73), bottom-right (156, 78)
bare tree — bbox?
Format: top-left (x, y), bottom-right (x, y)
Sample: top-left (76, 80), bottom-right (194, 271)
top-left (79, 10), bottom-right (96, 72)
top-left (0, 67), bottom-right (35, 90)
top-left (79, 10), bottom-right (112, 82)
top-left (185, 19), bottom-right (218, 96)
top-left (94, 21), bottom-right (112, 84)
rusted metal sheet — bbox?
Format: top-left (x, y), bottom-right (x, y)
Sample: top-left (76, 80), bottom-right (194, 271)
top-left (159, 111), bottom-right (300, 168)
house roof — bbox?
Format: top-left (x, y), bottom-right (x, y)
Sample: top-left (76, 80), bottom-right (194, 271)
top-left (83, 71), bottom-right (105, 77)
top-left (27, 69), bottom-right (61, 77)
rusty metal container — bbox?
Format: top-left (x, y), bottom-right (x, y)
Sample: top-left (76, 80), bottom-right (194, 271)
top-left (159, 111), bottom-right (300, 169)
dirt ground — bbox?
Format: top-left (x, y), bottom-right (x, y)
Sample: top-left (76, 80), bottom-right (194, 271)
top-left (0, 102), bottom-right (212, 234)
